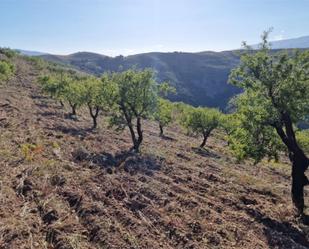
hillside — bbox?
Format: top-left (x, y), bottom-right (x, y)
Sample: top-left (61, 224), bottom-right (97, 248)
top-left (1, 51), bottom-right (309, 249)
top-left (40, 51), bottom-right (241, 109)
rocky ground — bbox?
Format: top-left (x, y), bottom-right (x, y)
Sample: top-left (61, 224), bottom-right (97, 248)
top-left (1, 55), bottom-right (309, 249)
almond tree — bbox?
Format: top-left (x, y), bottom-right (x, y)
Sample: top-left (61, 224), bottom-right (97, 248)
top-left (110, 69), bottom-right (158, 152)
top-left (154, 98), bottom-right (173, 136)
top-left (183, 107), bottom-right (222, 148)
top-left (82, 74), bottom-right (117, 129)
top-left (229, 32), bottom-right (309, 215)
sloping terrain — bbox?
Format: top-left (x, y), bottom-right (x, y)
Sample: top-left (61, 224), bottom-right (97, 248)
top-left (1, 55), bottom-right (309, 249)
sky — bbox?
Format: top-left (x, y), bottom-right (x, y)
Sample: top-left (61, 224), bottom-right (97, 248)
top-left (0, 0), bottom-right (309, 56)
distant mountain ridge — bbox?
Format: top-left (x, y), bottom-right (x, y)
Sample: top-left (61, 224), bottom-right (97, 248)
top-left (37, 35), bottom-right (309, 109)
top-left (263, 35), bottom-right (309, 49)
top-left (41, 51), bottom-right (241, 109)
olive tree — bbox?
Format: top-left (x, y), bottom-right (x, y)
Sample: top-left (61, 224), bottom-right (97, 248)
top-left (111, 69), bottom-right (158, 152)
top-left (183, 107), bottom-right (222, 148)
top-left (229, 32), bottom-right (309, 214)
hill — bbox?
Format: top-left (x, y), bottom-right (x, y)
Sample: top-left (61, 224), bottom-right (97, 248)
top-left (40, 51), bottom-right (241, 109)
top-left (1, 49), bottom-right (309, 248)
top-left (262, 36), bottom-right (309, 49)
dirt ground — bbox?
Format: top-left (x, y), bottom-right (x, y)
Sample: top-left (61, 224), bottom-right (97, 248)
top-left (1, 55), bottom-right (309, 249)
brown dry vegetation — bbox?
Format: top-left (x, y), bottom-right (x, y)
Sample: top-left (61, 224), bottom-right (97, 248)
top-left (1, 55), bottom-right (309, 249)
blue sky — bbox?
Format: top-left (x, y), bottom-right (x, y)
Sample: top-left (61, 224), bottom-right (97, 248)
top-left (1, 0), bottom-right (308, 56)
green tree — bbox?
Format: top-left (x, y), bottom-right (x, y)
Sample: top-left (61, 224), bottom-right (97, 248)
top-left (184, 107), bottom-right (221, 148)
top-left (229, 32), bottom-right (309, 214)
top-left (82, 74), bottom-right (117, 129)
top-left (110, 69), bottom-right (158, 152)
top-left (154, 98), bottom-right (173, 136)
top-left (62, 76), bottom-right (85, 117)
top-left (39, 71), bottom-right (70, 107)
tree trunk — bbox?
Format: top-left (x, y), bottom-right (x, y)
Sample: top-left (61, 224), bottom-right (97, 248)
top-left (69, 101), bottom-right (77, 116)
top-left (159, 124), bottom-right (164, 136)
top-left (72, 105), bottom-right (76, 116)
top-left (133, 117), bottom-right (143, 152)
top-left (120, 104), bottom-right (139, 152)
top-left (88, 104), bottom-right (100, 130)
top-left (274, 113), bottom-right (309, 215)
top-left (200, 130), bottom-right (211, 148)
top-left (290, 150), bottom-right (309, 215)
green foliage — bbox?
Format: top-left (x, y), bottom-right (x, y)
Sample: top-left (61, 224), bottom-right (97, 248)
top-left (0, 60), bottom-right (15, 83)
top-left (110, 68), bottom-right (158, 127)
top-left (220, 113), bottom-right (239, 135)
top-left (154, 98), bottom-right (173, 135)
top-left (172, 102), bottom-right (194, 126)
top-left (0, 47), bottom-right (19, 58)
top-left (62, 76), bottom-right (85, 115)
top-left (158, 82), bottom-right (176, 97)
top-left (183, 107), bottom-right (222, 147)
top-left (82, 74), bottom-right (117, 111)
top-left (296, 130), bottom-right (309, 154)
top-left (184, 107), bottom-right (221, 135)
top-left (81, 74), bottom-right (118, 128)
top-left (24, 56), bottom-right (46, 70)
top-left (110, 68), bottom-right (159, 151)
top-left (39, 74), bottom-right (65, 100)
top-left (39, 72), bottom-right (85, 115)
top-left (228, 32), bottom-right (309, 162)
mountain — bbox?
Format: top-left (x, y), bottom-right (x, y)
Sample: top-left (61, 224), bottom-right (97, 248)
top-left (41, 51), bottom-right (241, 109)
top-left (253, 35), bottom-right (309, 49)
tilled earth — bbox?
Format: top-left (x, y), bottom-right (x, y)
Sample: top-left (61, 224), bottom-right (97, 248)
top-left (1, 56), bottom-right (309, 249)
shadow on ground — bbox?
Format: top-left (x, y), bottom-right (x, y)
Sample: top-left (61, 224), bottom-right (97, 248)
top-left (192, 147), bottom-right (220, 159)
top-left (244, 206), bottom-right (309, 248)
top-left (72, 148), bottom-right (164, 176)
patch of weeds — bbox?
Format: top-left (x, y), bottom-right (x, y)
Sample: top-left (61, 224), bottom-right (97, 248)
top-left (51, 141), bottom-right (60, 149)
top-left (20, 143), bottom-right (44, 161)
top-left (263, 160), bottom-right (290, 176)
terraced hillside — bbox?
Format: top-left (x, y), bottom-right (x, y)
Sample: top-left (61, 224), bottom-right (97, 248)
top-left (1, 54), bottom-right (309, 249)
